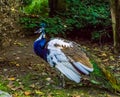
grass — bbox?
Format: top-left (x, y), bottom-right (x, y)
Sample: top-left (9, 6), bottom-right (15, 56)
top-left (0, 74), bottom-right (117, 97)
top-left (0, 77), bottom-right (9, 91)
top-left (0, 73), bottom-right (115, 97)
top-left (0, 59), bottom-right (119, 97)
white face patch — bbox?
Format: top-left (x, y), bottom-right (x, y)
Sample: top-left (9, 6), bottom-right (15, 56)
top-left (35, 33), bottom-right (45, 41)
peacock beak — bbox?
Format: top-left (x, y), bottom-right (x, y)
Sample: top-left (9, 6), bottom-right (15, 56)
top-left (34, 28), bottom-right (42, 34)
top-left (35, 28), bottom-right (44, 33)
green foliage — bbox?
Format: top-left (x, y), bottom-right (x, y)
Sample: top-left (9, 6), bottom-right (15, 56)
top-left (19, 17), bottom-right (41, 35)
top-left (20, 0), bottom-right (111, 40)
top-left (0, 77), bottom-right (9, 91)
top-left (66, 0), bottom-right (110, 28)
top-left (41, 17), bottom-right (67, 36)
top-left (22, 0), bottom-right (48, 15)
top-left (0, 83), bottom-right (7, 91)
top-left (20, 17), bottom-right (38, 29)
top-left (91, 30), bottom-right (111, 42)
top-left (92, 31), bottom-right (101, 40)
top-left (21, 0), bottom-right (32, 5)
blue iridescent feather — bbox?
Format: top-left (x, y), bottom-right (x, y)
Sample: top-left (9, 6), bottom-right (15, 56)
top-left (33, 38), bottom-right (47, 61)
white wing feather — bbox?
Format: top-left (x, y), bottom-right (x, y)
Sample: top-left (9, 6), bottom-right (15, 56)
top-left (47, 38), bottom-right (73, 49)
top-left (74, 62), bottom-right (93, 73)
top-left (47, 48), bottom-right (81, 83)
top-left (56, 62), bottom-right (81, 83)
top-left (46, 38), bottom-right (93, 83)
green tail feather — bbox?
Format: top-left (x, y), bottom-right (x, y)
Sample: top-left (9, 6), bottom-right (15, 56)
top-left (90, 60), bottom-right (120, 93)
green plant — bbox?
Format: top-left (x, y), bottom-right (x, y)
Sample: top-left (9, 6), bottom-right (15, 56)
top-left (21, 0), bottom-right (32, 5)
top-left (22, 0), bottom-right (48, 15)
top-left (41, 17), bottom-right (67, 36)
top-left (0, 77), bottom-right (9, 91)
top-left (20, 0), bottom-right (111, 40)
top-left (20, 17), bottom-right (38, 29)
top-left (66, 0), bottom-right (110, 28)
top-left (91, 30), bottom-right (111, 44)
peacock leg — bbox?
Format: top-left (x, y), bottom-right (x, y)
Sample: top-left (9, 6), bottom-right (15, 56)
top-left (55, 69), bottom-right (65, 89)
top-left (59, 73), bottom-right (65, 88)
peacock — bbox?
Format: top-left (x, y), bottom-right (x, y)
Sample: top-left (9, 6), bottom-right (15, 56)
top-left (33, 23), bottom-right (120, 93)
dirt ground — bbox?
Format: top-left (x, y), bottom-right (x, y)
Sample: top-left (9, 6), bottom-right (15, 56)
top-left (0, 36), bottom-right (120, 97)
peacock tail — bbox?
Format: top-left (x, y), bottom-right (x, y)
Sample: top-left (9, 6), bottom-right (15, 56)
top-left (90, 59), bottom-right (120, 93)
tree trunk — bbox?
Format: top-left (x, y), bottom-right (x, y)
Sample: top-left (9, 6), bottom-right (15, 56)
top-left (110, 0), bottom-right (120, 53)
top-left (48, 0), bottom-right (66, 17)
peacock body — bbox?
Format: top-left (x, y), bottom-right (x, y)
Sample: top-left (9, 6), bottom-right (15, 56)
top-left (34, 23), bottom-right (93, 83)
top-left (33, 23), bottom-right (120, 93)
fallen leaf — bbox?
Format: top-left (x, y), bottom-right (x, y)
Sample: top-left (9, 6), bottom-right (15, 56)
top-left (102, 59), bottom-right (109, 62)
top-left (0, 57), bottom-right (6, 61)
top-left (90, 80), bottom-right (100, 85)
top-left (24, 91), bottom-right (32, 96)
top-left (29, 84), bottom-right (35, 88)
top-left (3, 69), bottom-right (8, 72)
top-left (15, 57), bottom-right (20, 60)
top-left (7, 82), bottom-right (23, 91)
top-left (35, 90), bottom-right (44, 95)
top-left (16, 64), bottom-right (20, 67)
top-left (109, 66), bottom-right (115, 69)
top-left (71, 95), bottom-right (81, 97)
top-left (101, 53), bottom-right (107, 57)
top-left (109, 56), bottom-right (115, 61)
top-left (8, 77), bottom-right (16, 81)
top-left (14, 41), bottom-right (24, 47)
top-left (10, 61), bottom-right (17, 65)
top-left (46, 77), bottom-right (51, 81)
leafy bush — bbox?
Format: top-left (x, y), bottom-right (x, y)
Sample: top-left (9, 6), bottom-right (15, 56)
top-left (20, 17), bottom-right (38, 29)
top-left (22, 0), bottom-right (48, 15)
top-left (20, 0), bottom-right (111, 40)
top-left (19, 17), bottom-right (41, 35)
top-left (21, 0), bottom-right (32, 5)
top-left (91, 30), bottom-right (111, 43)
top-left (65, 0), bottom-right (110, 29)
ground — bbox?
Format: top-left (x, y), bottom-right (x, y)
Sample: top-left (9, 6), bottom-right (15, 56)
top-left (0, 36), bottom-right (120, 97)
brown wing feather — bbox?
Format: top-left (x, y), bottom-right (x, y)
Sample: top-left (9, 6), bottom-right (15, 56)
top-left (53, 38), bottom-right (93, 69)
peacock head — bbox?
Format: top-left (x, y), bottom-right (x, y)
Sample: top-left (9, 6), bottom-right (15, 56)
top-left (35, 23), bottom-right (46, 34)
top-left (40, 23), bottom-right (46, 28)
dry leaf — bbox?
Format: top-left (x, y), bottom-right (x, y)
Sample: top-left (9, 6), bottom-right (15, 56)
top-left (10, 61), bottom-right (17, 65)
top-left (101, 53), bottom-right (107, 57)
top-left (16, 64), bottom-right (20, 66)
top-left (24, 91), bottom-right (32, 96)
top-left (29, 84), bottom-right (35, 88)
top-left (14, 41), bottom-right (24, 47)
top-left (102, 59), bottom-right (109, 62)
top-left (8, 77), bottom-right (16, 81)
top-left (35, 90), bottom-right (44, 95)
top-left (109, 56), bottom-right (115, 61)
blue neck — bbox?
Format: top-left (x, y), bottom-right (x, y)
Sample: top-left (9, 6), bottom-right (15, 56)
top-left (33, 38), bottom-right (47, 60)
